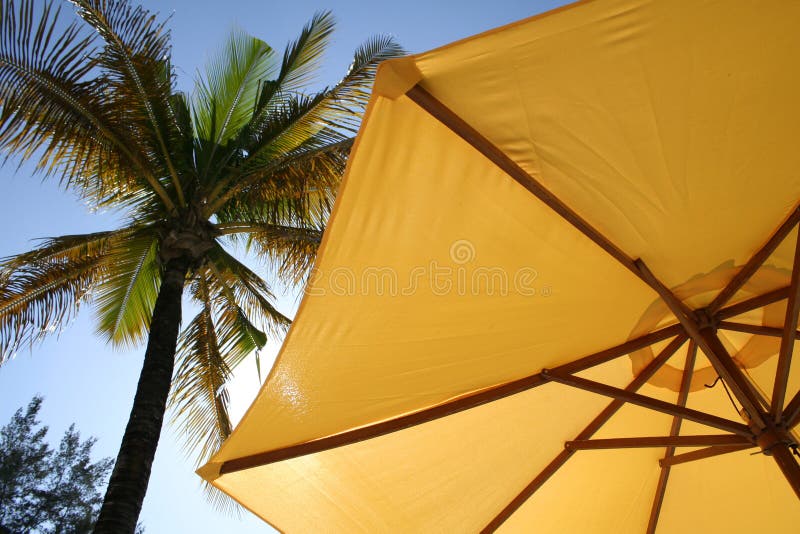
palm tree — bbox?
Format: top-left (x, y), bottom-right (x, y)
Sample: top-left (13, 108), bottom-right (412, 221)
top-left (0, 0), bottom-right (403, 531)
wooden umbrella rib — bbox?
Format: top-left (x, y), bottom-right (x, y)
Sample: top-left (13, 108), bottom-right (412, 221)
top-left (647, 342), bottom-right (697, 534)
top-left (716, 286), bottom-right (790, 320)
top-left (542, 369), bottom-right (752, 437)
top-left (718, 321), bottom-right (800, 339)
top-left (549, 324), bottom-right (681, 375)
top-left (708, 206), bottom-right (800, 313)
top-left (771, 230), bottom-right (800, 420)
top-left (566, 434), bottom-right (751, 450)
top-left (785, 393), bottom-right (800, 428)
top-left (218, 326), bottom-right (683, 475)
top-left (481, 336), bottom-right (687, 533)
top-left (659, 444), bottom-right (755, 467)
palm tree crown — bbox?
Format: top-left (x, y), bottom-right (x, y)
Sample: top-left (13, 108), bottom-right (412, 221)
top-left (0, 0), bottom-right (403, 530)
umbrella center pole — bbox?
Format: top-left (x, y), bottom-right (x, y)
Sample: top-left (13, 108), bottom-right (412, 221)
top-left (697, 324), bottom-right (800, 498)
top-left (753, 424), bottom-right (797, 455)
top-left (755, 425), bottom-right (800, 498)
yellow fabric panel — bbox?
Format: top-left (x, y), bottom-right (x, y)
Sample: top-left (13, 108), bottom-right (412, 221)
top-left (211, 358), bottom-right (676, 532)
top-left (500, 449), bottom-right (663, 533)
top-left (207, 93), bottom-right (655, 465)
top-left (498, 380), bottom-right (677, 533)
top-left (767, 227), bottom-right (800, 278)
top-left (416, 0), bottom-right (800, 290)
top-left (746, 342), bottom-right (800, 405)
top-left (502, 379), bottom-right (800, 533)
top-left (654, 385), bottom-right (800, 532)
top-left (657, 450), bottom-right (800, 533)
top-left (213, 386), bottom-right (617, 532)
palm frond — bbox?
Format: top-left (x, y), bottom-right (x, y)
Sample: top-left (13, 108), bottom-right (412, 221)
top-left (249, 225), bottom-right (323, 287)
top-left (192, 27), bottom-right (276, 181)
top-left (199, 273), bottom-right (267, 371)
top-left (170, 259), bottom-right (284, 462)
top-left (334, 34), bottom-right (407, 113)
top-left (205, 104), bottom-right (349, 215)
top-left (219, 136), bottom-right (350, 229)
top-left (200, 481), bottom-right (243, 518)
top-left (2, 230), bottom-right (127, 269)
top-left (203, 35), bottom-right (402, 214)
top-left (218, 223), bottom-right (323, 287)
top-left (248, 93), bottom-right (347, 163)
top-left (255, 10), bottom-right (334, 109)
top-left (164, 90), bottom-right (197, 196)
top-left (169, 273), bottom-right (255, 517)
top-left (204, 244), bottom-right (289, 334)
top-left (0, 0), bottom-right (168, 208)
top-left (250, 32), bottom-right (404, 140)
top-left (170, 278), bottom-right (231, 461)
top-left (93, 232), bottom-right (160, 346)
top-left (0, 236), bottom-right (110, 362)
top-left (71, 0), bottom-right (185, 207)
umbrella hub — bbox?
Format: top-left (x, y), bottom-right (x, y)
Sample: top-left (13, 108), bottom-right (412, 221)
top-left (755, 425), bottom-right (797, 456)
top-left (694, 308), bottom-right (718, 331)
top-left (628, 265), bottom-right (789, 394)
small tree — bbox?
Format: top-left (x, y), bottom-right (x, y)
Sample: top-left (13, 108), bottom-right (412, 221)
top-left (0, 396), bottom-right (115, 533)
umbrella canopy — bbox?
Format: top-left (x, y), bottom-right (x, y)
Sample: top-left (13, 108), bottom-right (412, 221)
top-left (199, 0), bottom-right (800, 531)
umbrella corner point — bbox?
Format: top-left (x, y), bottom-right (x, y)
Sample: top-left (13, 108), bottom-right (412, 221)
top-left (372, 56), bottom-right (423, 100)
top-left (196, 461), bottom-right (223, 482)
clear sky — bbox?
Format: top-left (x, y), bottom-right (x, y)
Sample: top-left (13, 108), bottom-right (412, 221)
top-left (0, 1), bottom-right (568, 532)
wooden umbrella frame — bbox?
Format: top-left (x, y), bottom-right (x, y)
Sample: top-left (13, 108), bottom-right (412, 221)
top-left (217, 85), bottom-right (800, 532)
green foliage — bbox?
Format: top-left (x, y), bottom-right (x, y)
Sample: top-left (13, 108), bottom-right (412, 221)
top-left (0, 396), bottom-right (115, 533)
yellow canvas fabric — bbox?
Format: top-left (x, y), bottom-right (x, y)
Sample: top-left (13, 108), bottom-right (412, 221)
top-left (200, 0), bottom-right (800, 531)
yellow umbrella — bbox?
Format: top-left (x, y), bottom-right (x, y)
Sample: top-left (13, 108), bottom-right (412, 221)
top-left (199, 0), bottom-right (800, 531)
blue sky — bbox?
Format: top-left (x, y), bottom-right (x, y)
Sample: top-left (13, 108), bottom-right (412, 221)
top-left (0, 1), bottom-right (567, 531)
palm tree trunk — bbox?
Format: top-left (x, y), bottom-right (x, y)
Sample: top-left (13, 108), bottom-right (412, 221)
top-left (93, 257), bottom-right (190, 533)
